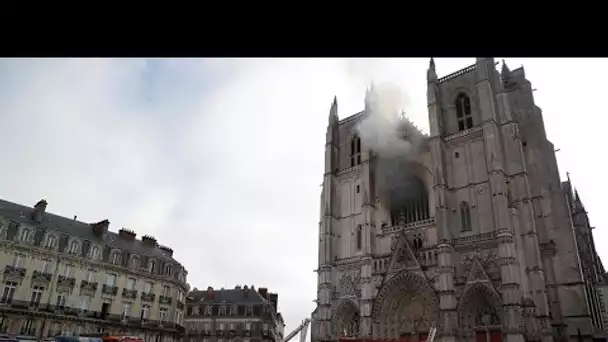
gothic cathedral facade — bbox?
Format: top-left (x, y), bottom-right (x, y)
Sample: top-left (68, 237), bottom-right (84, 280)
top-left (312, 58), bottom-right (607, 342)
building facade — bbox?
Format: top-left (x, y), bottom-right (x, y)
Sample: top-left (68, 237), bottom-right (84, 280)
top-left (313, 58), bottom-right (606, 342)
top-left (0, 198), bottom-right (188, 340)
top-left (184, 285), bottom-right (284, 342)
top-left (562, 179), bottom-right (608, 332)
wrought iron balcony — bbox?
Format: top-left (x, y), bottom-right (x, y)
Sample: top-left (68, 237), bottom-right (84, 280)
top-left (0, 299), bottom-right (184, 334)
top-left (80, 280), bottom-right (98, 292)
top-left (32, 270), bottom-right (53, 282)
top-left (122, 288), bottom-right (137, 300)
top-left (141, 292), bottom-right (156, 302)
top-left (3, 265), bottom-right (26, 278)
top-left (57, 275), bottom-right (76, 287)
top-left (159, 295), bottom-right (172, 305)
top-left (102, 284), bottom-right (119, 296)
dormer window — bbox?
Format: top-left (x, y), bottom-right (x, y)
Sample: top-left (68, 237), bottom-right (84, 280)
top-left (219, 305), bottom-right (227, 315)
top-left (68, 240), bottom-right (80, 254)
top-left (245, 306), bottom-right (253, 316)
top-left (204, 305), bottom-right (212, 316)
top-left (456, 93), bottom-right (473, 131)
top-left (230, 305), bottom-right (238, 316)
top-left (350, 135), bottom-right (362, 167)
top-left (90, 246), bottom-right (101, 260)
top-left (149, 260), bottom-right (156, 273)
top-left (130, 255), bottom-right (140, 269)
top-left (20, 228), bottom-right (32, 243)
top-left (44, 235), bottom-right (57, 248)
top-left (165, 265), bottom-right (173, 276)
top-left (111, 251), bottom-right (121, 265)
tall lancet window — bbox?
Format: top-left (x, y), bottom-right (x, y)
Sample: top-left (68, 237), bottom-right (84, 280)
top-left (456, 93), bottom-right (473, 131)
top-left (356, 225), bottom-right (362, 250)
top-left (350, 135), bottom-right (361, 167)
top-left (460, 201), bottom-right (472, 232)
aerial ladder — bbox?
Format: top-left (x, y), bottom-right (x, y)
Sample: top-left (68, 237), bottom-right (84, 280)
top-left (282, 318), bottom-right (311, 342)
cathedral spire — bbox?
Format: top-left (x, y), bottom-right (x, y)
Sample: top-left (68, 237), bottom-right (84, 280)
top-left (328, 95), bottom-right (339, 126)
top-left (427, 57), bottom-right (437, 83)
top-left (501, 59), bottom-right (511, 79)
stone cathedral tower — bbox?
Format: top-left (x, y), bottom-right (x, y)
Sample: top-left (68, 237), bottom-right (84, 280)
top-left (312, 58), bottom-right (606, 342)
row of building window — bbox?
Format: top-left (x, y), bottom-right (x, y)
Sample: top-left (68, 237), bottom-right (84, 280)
top-left (5, 223), bottom-right (184, 283)
top-left (0, 280), bottom-right (183, 324)
top-left (6, 259), bottom-right (184, 309)
top-left (188, 303), bottom-right (270, 317)
top-left (186, 322), bottom-right (271, 332)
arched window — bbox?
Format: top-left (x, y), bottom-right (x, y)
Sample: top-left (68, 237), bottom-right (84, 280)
top-left (90, 245), bottom-right (101, 260)
top-left (456, 93), bottom-right (473, 131)
top-left (68, 239), bottom-right (80, 254)
top-left (390, 175), bottom-right (430, 225)
top-left (350, 135), bottom-right (361, 167)
top-left (130, 255), bottom-right (140, 269)
top-left (111, 250), bottom-right (121, 265)
top-left (356, 225), bottom-right (362, 250)
top-left (460, 201), bottom-right (472, 232)
top-left (44, 234), bottom-right (57, 248)
top-left (20, 228), bottom-right (32, 242)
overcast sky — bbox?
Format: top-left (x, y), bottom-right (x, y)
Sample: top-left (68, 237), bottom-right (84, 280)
top-left (0, 58), bottom-right (605, 336)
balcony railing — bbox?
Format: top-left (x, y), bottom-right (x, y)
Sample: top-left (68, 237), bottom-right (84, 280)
top-left (80, 280), bottom-right (98, 292)
top-left (4, 265), bottom-right (26, 278)
top-left (102, 284), bottom-right (119, 296)
top-left (57, 275), bottom-right (76, 287)
top-left (32, 270), bottom-right (53, 282)
top-left (159, 295), bottom-right (172, 305)
top-left (0, 299), bottom-right (184, 334)
top-left (122, 289), bottom-right (137, 300)
top-left (141, 292), bottom-right (156, 302)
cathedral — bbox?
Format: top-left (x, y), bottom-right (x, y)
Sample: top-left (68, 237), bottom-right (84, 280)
top-left (312, 58), bottom-right (608, 342)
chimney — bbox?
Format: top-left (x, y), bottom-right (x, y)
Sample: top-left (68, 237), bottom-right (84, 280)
top-left (234, 285), bottom-right (241, 290)
top-left (258, 287), bottom-right (268, 299)
top-left (243, 285), bottom-right (249, 298)
top-left (159, 245), bottom-right (174, 257)
top-left (269, 293), bottom-right (278, 310)
top-left (206, 286), bottom-right (215, 300)
top-left (142, 235), bottom-right (158, 247)
top-left (91, 219), bottom-right (110, 238)
top-left (32, 199), bottom-right (47, 223)
top-left (118, 228), bottom-right (136, 241)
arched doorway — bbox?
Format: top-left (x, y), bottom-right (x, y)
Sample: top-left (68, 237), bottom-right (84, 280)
top-left (333, 300), bottom-right (361, 339)
top-left (458, 283), bottom-right (503, 342)
top-left (372, 272), bottom-right (439, 341)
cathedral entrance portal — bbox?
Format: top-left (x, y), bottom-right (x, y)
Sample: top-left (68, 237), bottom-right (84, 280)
top-left (333, 300), bottom-right (361, 339)
top-left (458, 283), bottom-right (503, 342)
top-left (372, 272), bottom-right (439, 341)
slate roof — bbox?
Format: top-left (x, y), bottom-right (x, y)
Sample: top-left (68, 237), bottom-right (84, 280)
top-left (0, 198), bottom-right (181, 266)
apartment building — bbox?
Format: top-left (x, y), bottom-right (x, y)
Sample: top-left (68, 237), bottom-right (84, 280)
top-left (184, 285), bottom-right (284, 342)
top-left (0, 198), bottom-right (189, 341)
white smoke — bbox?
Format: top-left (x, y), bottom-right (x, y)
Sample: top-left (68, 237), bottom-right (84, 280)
top-left (357, 82), bottom-right (422, 159)
top-left (358, 83), bottom-right (425, 208)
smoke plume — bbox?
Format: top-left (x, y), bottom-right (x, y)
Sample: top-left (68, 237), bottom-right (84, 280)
top-left (356, 82), bottom-right (426, 212)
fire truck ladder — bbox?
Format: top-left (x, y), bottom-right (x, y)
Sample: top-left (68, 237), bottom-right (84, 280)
top-left (282, 318), bottom-right (311, 342)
